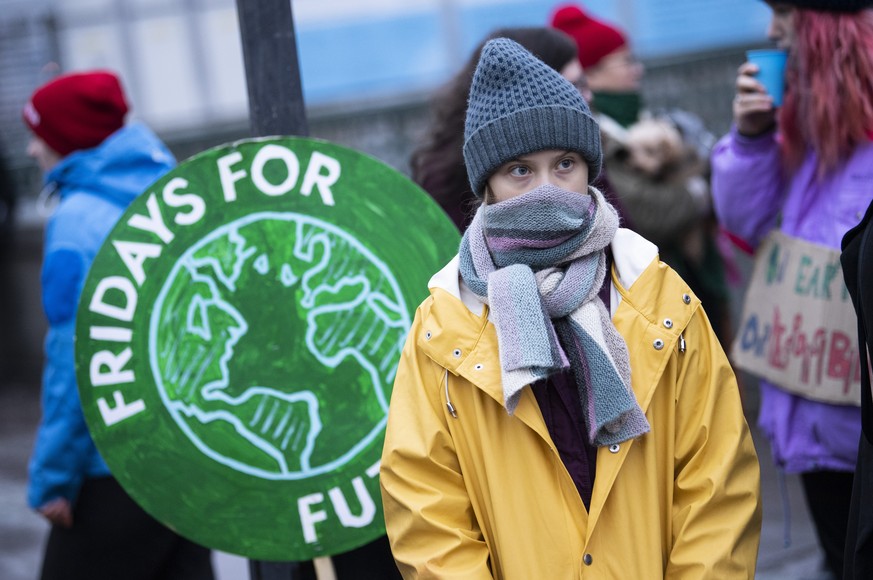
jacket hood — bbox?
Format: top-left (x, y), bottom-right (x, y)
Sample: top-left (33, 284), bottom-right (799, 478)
top-left (45, 122), bottom-right (175, 208)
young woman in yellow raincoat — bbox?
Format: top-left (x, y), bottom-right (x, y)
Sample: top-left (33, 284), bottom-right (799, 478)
top-left (380, 38), bottom-right (762, 579)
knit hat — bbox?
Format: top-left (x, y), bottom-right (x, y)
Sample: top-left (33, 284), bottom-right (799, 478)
top-left (550, 4), bottom-right (628, 69)
top-left (766, 0), bottom-right (873, 11)
top-left (463, 38), bottom-right (602, 197)
top-left (22, 70), bottom-right (128, 156)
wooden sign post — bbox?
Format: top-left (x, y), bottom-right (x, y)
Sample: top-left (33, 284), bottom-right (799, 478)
top-left (235, 1), bottom-right (308, 577)
top-left (236, 0), bottom-right (309, 139)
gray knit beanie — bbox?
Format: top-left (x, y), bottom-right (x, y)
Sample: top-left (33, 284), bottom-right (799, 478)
top-left (463, 37), bottom-right (602, 197)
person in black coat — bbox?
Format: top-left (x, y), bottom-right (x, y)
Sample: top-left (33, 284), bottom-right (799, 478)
top-left (840, 199), bottom-right (873, 580)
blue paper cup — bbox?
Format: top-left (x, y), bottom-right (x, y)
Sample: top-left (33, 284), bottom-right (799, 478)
top-left (746, 49), bottom-right (788, 107)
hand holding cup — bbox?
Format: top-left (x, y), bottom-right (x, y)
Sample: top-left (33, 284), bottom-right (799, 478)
top-left (733, 51), bottom-right (785, 137)
top-left (746, 49), bottom-right (788, 106)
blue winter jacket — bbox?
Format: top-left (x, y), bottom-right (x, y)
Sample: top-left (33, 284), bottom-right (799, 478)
top-left (27, 123), bottom-right (175, 509)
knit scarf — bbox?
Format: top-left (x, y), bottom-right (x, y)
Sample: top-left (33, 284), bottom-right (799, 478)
top-left (459, 184), bottom-right (650, 446)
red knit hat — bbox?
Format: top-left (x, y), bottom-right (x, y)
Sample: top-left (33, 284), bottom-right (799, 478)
top-left (550, 4), bottom-right (628, 69)
top-left (22, 70), bottom-right (129, 156)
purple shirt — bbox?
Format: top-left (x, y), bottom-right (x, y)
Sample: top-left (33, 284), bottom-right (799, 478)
top-left (530, 251), bottom-right (613, 510)
top-left (532, 371), bottom-right (597, 509)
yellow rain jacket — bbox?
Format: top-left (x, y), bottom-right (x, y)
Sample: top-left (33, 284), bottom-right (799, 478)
top-left (381, 229), bottom-right (762, 579)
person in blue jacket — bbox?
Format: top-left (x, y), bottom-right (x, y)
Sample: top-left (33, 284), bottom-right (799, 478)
top-left (23, 70), bottom-right (214, 580)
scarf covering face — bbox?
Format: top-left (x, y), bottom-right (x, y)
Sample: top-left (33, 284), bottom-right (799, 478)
top-left (459, 184), bottom-right (650, 446)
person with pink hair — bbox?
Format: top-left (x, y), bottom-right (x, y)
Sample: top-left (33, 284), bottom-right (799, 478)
top-left (711, 2), bottom-right (873, 577)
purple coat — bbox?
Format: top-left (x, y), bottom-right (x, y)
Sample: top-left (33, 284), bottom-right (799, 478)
top-left (711, 127), bottom-right (871, 473)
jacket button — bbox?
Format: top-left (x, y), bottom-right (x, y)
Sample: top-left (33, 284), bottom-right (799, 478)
top-left (682, 293), bottom-right (691, 305)
top-left (653, 338), bottom-right (664, 350)
top-left (425, 331), bottom-right (432, 340)
top-left (663, 318), bottom-right (673, 329)
top-left (609, 444), bottom-right (620, 453)
top-left (452, 348), bottom-right (462, 358)
top-left (583, 553), bottom-right (593, 566)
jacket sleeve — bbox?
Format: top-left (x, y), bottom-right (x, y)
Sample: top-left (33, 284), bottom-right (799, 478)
top-left (27, 239), bottom-right (95, 509)
top-left (666, 306), bottom-right (762, 578)
top-left (380, 310), bottom-right (493, 579)
top-left (710, 126), bottom-right (785, 249)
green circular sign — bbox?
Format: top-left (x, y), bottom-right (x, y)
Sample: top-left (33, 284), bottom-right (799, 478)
top-left (74, 137), bottom-right (459, 560)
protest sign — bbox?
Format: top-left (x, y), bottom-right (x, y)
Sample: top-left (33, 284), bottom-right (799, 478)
top-left (75, 137), bottom-right (459, 560)
top-left (732, 230), bottom-right (861, 406)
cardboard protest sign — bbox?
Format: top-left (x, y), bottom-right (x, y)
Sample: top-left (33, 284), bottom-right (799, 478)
top-left (732, 230), bottom-right (861, 406)
top-left (74, 137), bottom-right (460, 560)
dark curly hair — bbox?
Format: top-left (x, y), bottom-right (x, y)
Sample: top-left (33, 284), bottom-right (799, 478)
top-left (410, 27), bottom-right (578, 231)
